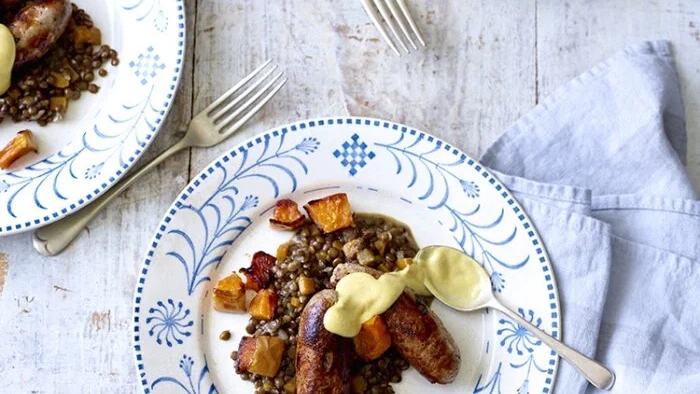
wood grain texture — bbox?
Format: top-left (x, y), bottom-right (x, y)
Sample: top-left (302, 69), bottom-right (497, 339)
top-left (0, 253), bottom-right (7, 296)
top-left (0, 1), bottom-right (698, 393)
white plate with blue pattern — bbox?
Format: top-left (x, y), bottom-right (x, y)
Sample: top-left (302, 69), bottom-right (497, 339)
top-left (0, 0), bottom-right (185, 234)
top-left (133, 117), bottom-right (562, 394)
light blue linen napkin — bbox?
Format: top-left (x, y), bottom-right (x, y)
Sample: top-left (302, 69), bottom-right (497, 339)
top-left (479, 41), bottom-right (700, 393)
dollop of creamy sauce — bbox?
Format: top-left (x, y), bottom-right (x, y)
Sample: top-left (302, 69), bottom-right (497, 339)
top-left (0, 24), bottom-right (16, 95)
top-left (323, 245), bottom-right (488, 337)
top-left (323, 273), bottom-right (407, 338)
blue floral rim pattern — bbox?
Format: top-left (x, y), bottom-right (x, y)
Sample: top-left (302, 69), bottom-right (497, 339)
top-left (0, 0), bottom-right (186, 234)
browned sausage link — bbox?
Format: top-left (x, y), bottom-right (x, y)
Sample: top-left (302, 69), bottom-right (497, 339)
top-left (8, 0), bottom-right (71, 69)
top-left (296, 290), bottom-right (352, 394)
top-left (330, 263), bottom-right (462, 384)
top-left (383, 291), bottom-right (461, 384)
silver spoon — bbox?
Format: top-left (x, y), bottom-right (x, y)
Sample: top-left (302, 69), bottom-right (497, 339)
top-left (417, 245), bottom-right (615, 390)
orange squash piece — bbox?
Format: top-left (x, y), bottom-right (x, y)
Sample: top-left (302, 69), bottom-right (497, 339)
top-left (0, 130), bottom-right (38, 170)
top-left (352, 315), bottom-right (391, 361)
top-left (396, 258), bottom-right (413, 270)
top-left (270, 199), bottom-right (306, 230)
top-left (248, 289), bottom-right (278, 320)
top-left (304, 193), bottom-right (354, 233)
top-left (73, 25), bottom-right (102, 45)
top-left (297, 275), bottom-right (315, 295)
top-left (236, 336), bottom-right (257, 373)
top-left (212, 273), bottom-right (246, 312)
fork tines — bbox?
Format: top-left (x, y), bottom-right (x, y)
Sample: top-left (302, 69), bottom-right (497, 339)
top-left (361, 0), bottom-right (426, 56)
top-left (206, 60), bottom-right (287, 133)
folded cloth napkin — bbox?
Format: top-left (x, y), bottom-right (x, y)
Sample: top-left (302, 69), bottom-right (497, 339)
top-left (479, 41), bottom-right (700, 393)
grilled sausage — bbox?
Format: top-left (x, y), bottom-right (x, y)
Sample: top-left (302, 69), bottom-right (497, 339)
top-left (296, 290), bottom-right (352, 394)
top-left (331, 263), bottom-right (462, 384)
top-left (7, 0), bottom-right (71, 69)
top-left (382, 289), bottom-right (461, 383)
top-left (329, 262), bottom-right (382, 287)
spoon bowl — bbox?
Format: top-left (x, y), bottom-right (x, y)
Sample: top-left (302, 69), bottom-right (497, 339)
top-left (417, 245), bottom-right (616, 391)
top-left (418, 246), bottom-right (492, 311)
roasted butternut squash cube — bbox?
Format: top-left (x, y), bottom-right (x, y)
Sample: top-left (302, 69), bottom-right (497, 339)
top-left (248, 289), bottom-right (278, 320)
top-left (297, 275), bottom-right (315, 295)
top-left (352, 315), bottom-right (391, 361)
top-left (304, 193), bottom-right (353, 233)
top-left (0, 130), bottom-right (38, 170)
top-left (235, 337), bottom-right (257, 373)
top-left (351, 376), bottom-right (368, 393)
top-left (236, 336), bottom-right (286, 378)
top-left (396, 258), bottom-right (413, 270)
top-left (270, 199), bottom-right (306, 230)
top-left (50, 97), bottom-right (68, 115)
top-left (276, 243), bottom-right (290, 262)
top-left (74, 25), bottom-right (102, 45)
top-left (50, 72), bottom-right (71, 88)
top-left (63, 64), bottom-right (80, 82)
top-left (283, 378), bottom-right (296, 393)
top-left (239, 251), bottom-right (276, 291)
top-left (212, 273), bottom-right (246, 312)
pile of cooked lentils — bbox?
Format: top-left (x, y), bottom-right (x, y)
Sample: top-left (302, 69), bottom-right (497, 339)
top-left (0, 3), bottom-right (119, 126)
top-left (233, 215), bottom-right (419, 394)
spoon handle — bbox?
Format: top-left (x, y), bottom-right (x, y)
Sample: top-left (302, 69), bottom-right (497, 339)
top-left (487, 299), bottom-right (615, 390)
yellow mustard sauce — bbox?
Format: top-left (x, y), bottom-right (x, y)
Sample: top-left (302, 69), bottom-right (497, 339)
top-left (324, 245), bottom-right (486, 337)
top-left (323, 272), bottom-right (406, 338)
top-left (417, 245), bottom-right (487, 310)
top-left (0, 24), bottom-right (15, 96)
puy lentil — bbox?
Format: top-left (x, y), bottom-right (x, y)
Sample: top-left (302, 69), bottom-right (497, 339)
top-left (0, 4), bottom-right (119, 126)
top-left (239, 214), bottom-right (419, 394)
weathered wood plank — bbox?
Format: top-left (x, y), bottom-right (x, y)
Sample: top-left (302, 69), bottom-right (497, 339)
top-left (189, 0), bottom-right (358, 176)
top-left (330, 0), bottom-right (538, 158)
top-left (0, 253), bottom-right (7, 295)
top-left (190, 0), bottom-right (536, 174)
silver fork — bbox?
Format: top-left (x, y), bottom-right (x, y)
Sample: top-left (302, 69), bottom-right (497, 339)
top-left (361, 0), bottom-right (426, 56)
top-left (32, 60), bottom-right (287, 256)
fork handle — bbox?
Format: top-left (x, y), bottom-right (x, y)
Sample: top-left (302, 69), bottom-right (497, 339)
top-left (32, 136), bottom-right (190, 256)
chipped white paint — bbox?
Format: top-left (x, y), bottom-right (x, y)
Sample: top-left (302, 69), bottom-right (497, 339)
top-left (0, 0), bottom-right (698, 392)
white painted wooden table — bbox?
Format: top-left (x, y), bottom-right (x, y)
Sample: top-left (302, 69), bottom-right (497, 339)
top-left (1, 1), bottom-right (699, 392)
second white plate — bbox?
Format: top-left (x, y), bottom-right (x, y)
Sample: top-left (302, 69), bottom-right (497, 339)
top-left (0, 0), bottom-right (185, 234)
